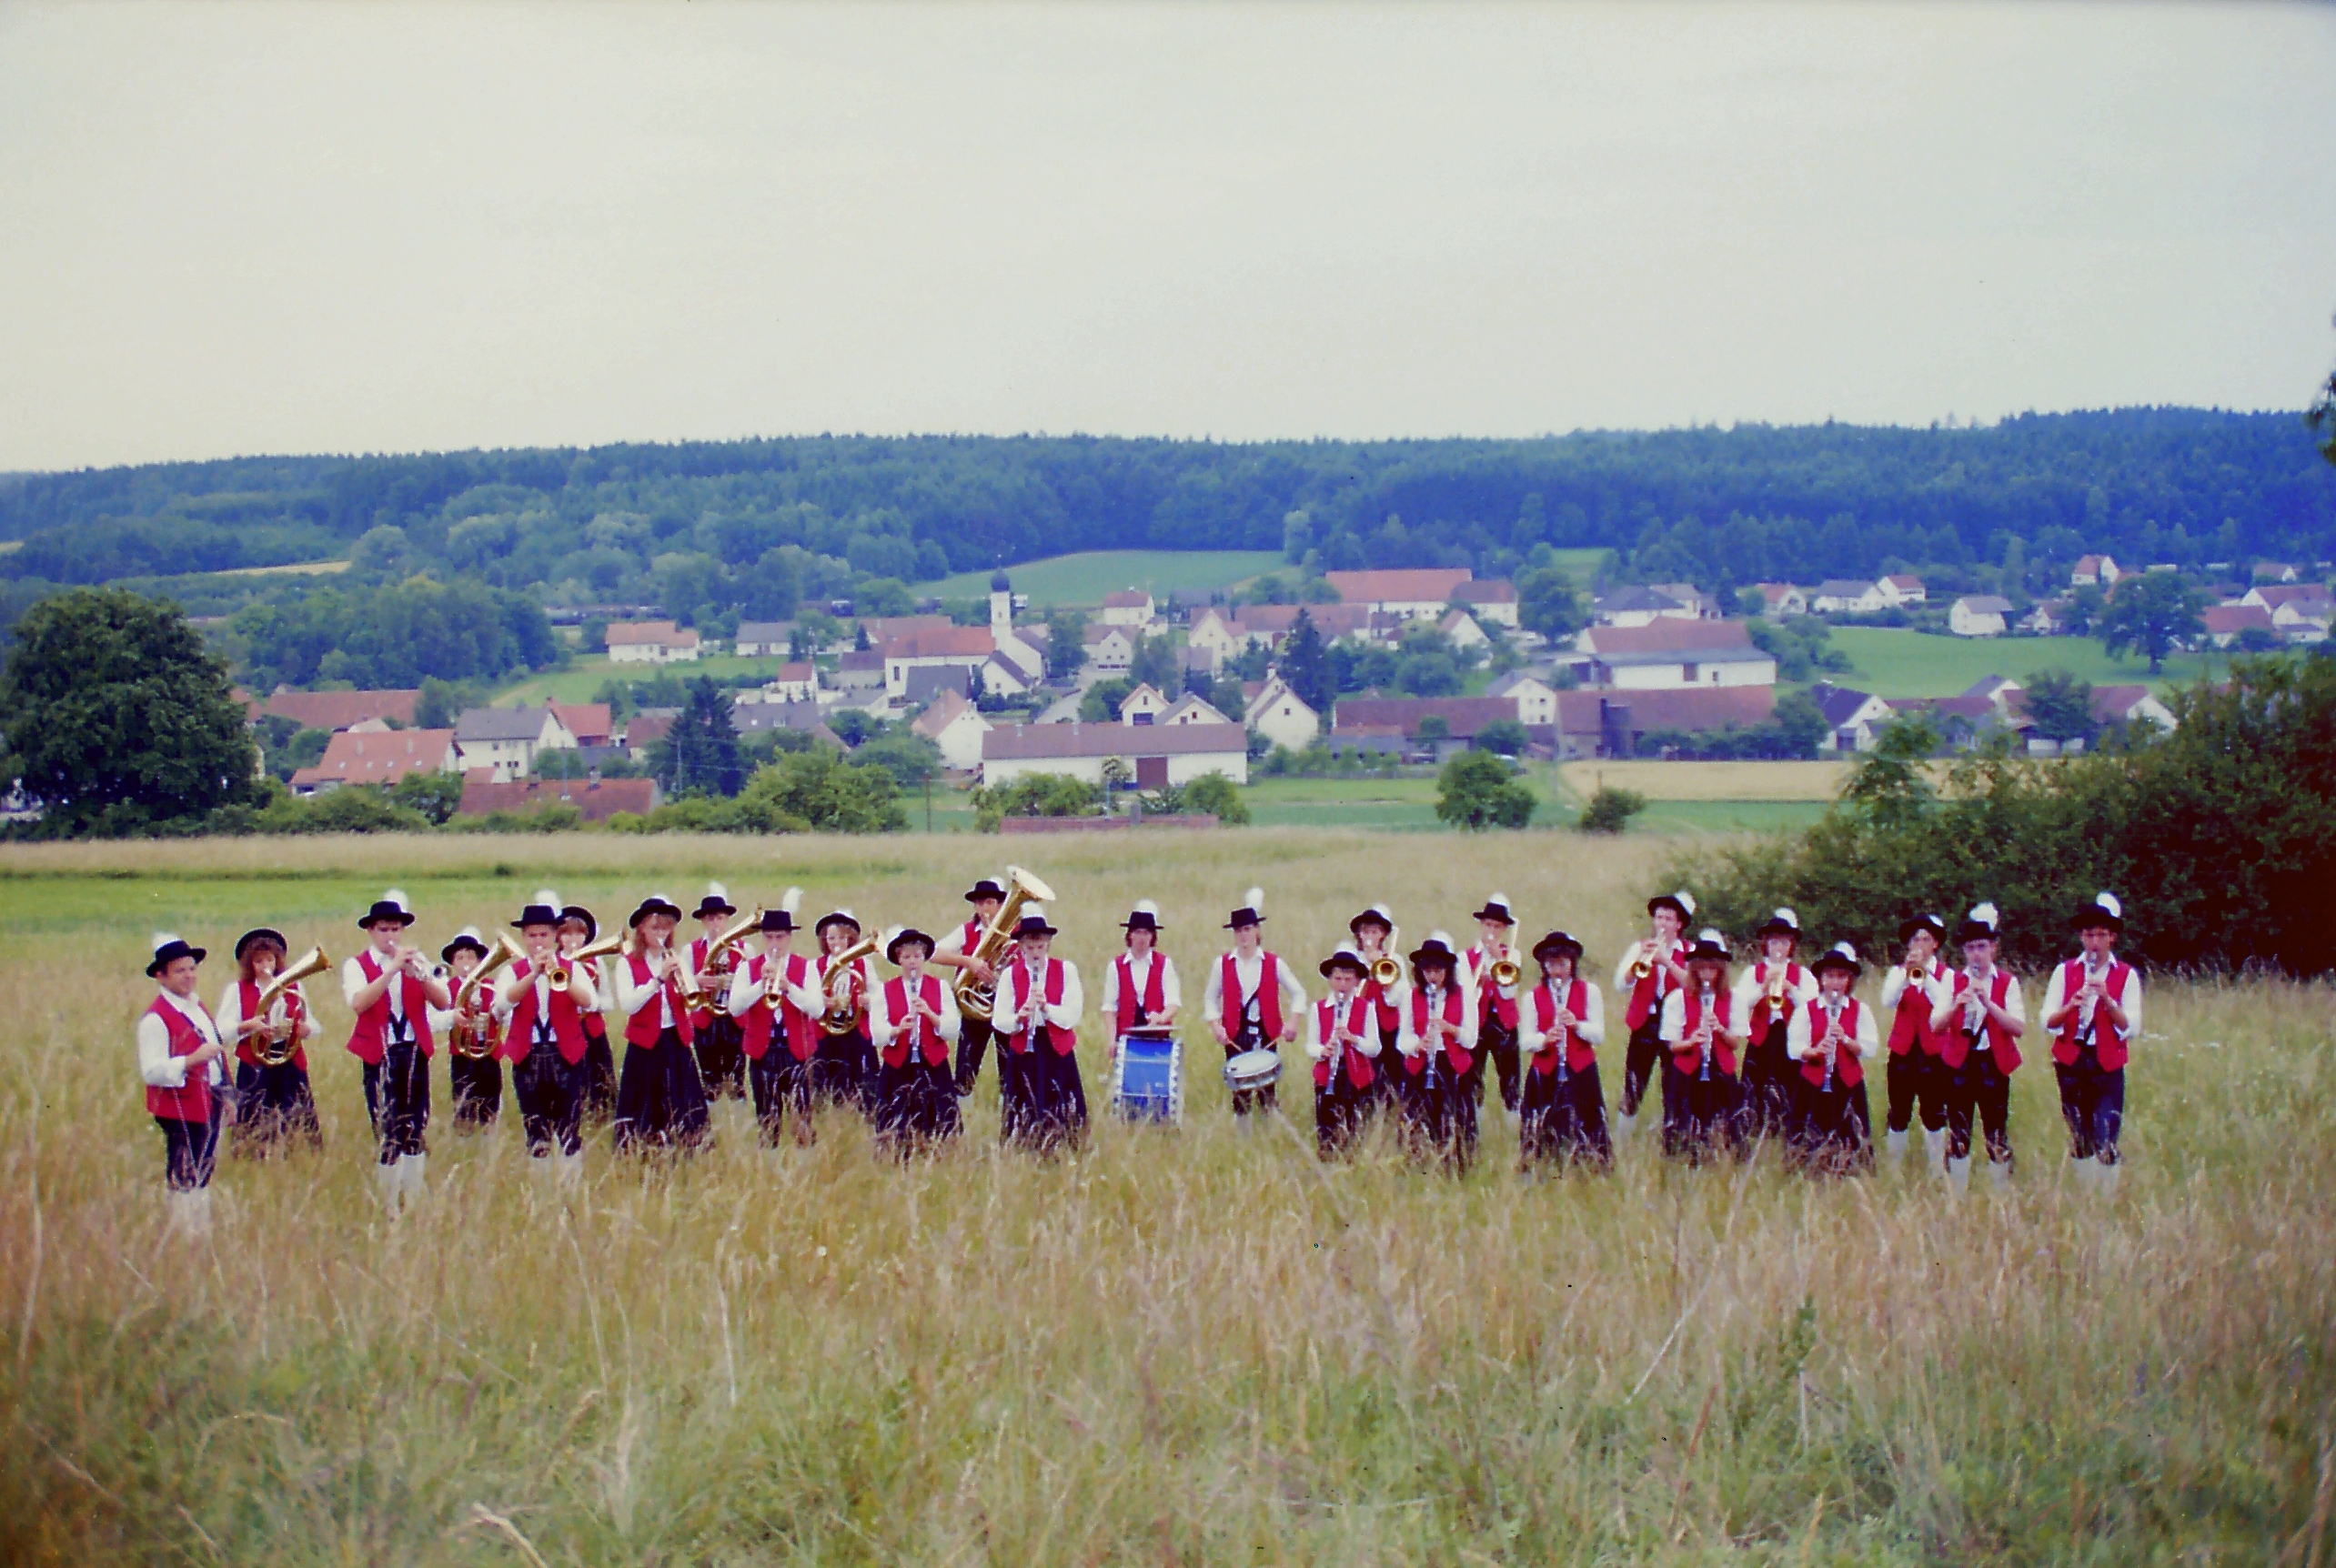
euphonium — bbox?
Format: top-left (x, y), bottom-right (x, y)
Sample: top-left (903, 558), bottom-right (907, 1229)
top-left (952, 865), bottom-right (1055, 1022)
top-left (450, 934), bottom-right (525, 1060)
top-left (253, 945), bottom-right (331, 1067)
top-left (551, 930), bottom-right (626, 989)
top-left (821, 933), bottom-right (881, 1034)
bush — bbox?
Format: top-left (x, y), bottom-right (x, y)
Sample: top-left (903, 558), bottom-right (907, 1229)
top-left (446, 801), bottom-right (585, 834)
top-left (1182, 770), bottom-right (1250, 825)
top-left (255, 786), bottom-right (432, 835)
top-left (1576, 786), bottom-right (1647, 834)
top-left (1435, 751), bottom-right (1535, 830)
top-left (972, 774), bottom-right (1103, 831)
top-left (1475, 718), bottom-right (1529, 757)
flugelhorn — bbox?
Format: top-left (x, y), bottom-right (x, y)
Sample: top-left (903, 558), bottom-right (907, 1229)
top-left (253, 946), bottom-right (330, 1066)
top-left (821, 933), bottom-right (881, 1034)
top-left (552, 930), bottom-right (625, 990)
top-left (952, 865), bottom-right (1054, 1022)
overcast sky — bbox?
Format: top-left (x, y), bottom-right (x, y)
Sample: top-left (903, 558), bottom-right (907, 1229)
top-left (3, 2), bottom-right (2332, 472)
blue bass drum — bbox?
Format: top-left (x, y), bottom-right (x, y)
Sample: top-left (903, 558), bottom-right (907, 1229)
top-left (1113, 1029), bottom-right (1183, 1125)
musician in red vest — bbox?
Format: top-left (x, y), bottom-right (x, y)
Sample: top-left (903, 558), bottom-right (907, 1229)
top-left (341, 890), bottom-right (451, 1211)
top-left (1304, 947), bottom-right (1381, 1157)
top-left (1785, 943), bottom-right (1882, 1174)
top-left (498, 891), bottom-right (600, 1181)
top-left (138, 933), bottom-right (228, 1235)
top-left (609, 892), bottom-right (711, 1155)
top-left (996, 905), bottom-right (1087, 1151)
top-left (729, 890), bottom-right (822, 1148)
top-left (931, 875), bottom-right (1007, 1097)
top-left (1517, 930), bottom-right (1610, 1171)
top-left (429, 927), bottom-right (502, 1131)
top-left (1101, 900), bottom-right (1182, 1046)
top-left (1348, 904), bottom-right (1407, 1111)
top-left (873, 925), bottom-right (965, 1154)
top-left (1878, 912), bottom-right (1951, 1170)
top-left (558, 904), bottom-right (618, 1124)
top-left (2041, 891), bottom-right (2141, 1196)
top-left (1463, 894), bottom-right (1525, 1124)
top-left (217, 926), bottom-right (322, 1158)
top-left (1615, 890), bottom-right (1695, 1140)
top-left (811, 908), bottom-right (879, 1116)
top-left (1656, 929), bottom-right (1744, 1164)
top-left (1927, 902), bottom-right (2027, 1194)
top-left (1731, 909), bottom-right (1815, 1145)
top-left (1395, 930), bottom-right (1479, 1169)
top-left (687, 883), bottom-right (749, 1102)
top-left (1204, 888), bottom-right (1305, 1122)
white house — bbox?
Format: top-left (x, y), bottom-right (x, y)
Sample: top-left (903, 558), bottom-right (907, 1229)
top-left (605, 620), bottom-right (702, 663)
top-left (733, 619), bottom-right (793, 657)
top-left (883, 626), bottom-right (998, 699)
top-left (1948, 596), bottom-right (2013, 638)
top-left (1571, 619), bottom-right (1777, 690)
top-left (452, 705), bottom-right (579, 782)
top-left (1244, 671), bottom-right (1321, 751)
top-left (1118, 682), bottom-right (1171, 724)
top-left (1809, 683), bottom-right (1896, 753)
top-left (1590, 587), bottom-right (1697, 628)
top-left (2090, 684), bottom-right (2180, 735)
top-left (981, 721), bottom-right (1250, 789)
top-left (1098, 589), bottom-right (1156, 628)
top-left (2071, 555), bottom-right (2121, 588)
top-left (910, 689), bottom-right (992, 771)
top-left (2201, 604), bottom-right (2276, 648)
top-left (1485, 668), bottom-right (1560, 727)
top-left (1083, 623), bottom-right (1136, 671)
top-left (1324, 568), bottom-right (1475, 621)
top-left (1810, 579), bottom-right (1888, 615)
top-left (1752, 583), bottom-right (1807, 619)
top-left (2021, 599), bottom-right (2072, 635)
top-left (1159, 692), bottom-right (1232, 727)
top-left (288, 728), bottom-right (459, 795)
top-left (1875, 575), bottom-right (1928, 607)
top-left (1451, 578), bottom-right (1519, 628)
top-left (982, 653), bottom-right (1037, 698)
top-left (1435, 608), bottom-right (1490, 651)
top-left (754, 662), bottom-right (818, 703)
top-left (1644, 583), bottom-right (1727, 618)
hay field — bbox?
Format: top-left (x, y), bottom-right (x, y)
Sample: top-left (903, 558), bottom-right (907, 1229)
top-left (1559, 760), bottom-right (1855, 803)
top-left (2, 831), bottom-right (2331, 1565)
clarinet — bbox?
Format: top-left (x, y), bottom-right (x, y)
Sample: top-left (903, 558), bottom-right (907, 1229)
top-left (1696, 985), bottom-right (1717, 1082)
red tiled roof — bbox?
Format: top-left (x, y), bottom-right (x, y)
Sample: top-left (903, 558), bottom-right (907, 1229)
top-left (772, 662), bottom-right (816, 683)
top-left (884, 627), bottom-right (995, 659)
top-left (1324, 568), bottom-right (1474, 606)
top-left (1551, 686), bottom-right (1777, 735)
top-left (458, 775), bottom-right (659, 823)
top-left (625, 714), bottom-right (675, 749)
top-left (260, 688), bottom-right (420, 731)
top-left (982, 721), bottom-right (1246, 760)
top-left (550, 702), bottom-right (613, 743)
top-left (1103, 590), bottom-right (1152, 608)
top-left (1452, 578), bottom-right (1516, 604)
top-left (857, 614), bottom-right (953, 643)
top-left (1232, 603), bottom-right (1379, 638)
top-left (2255, 585), bottom-right (2332, 610)
top-left (2203, 604), bottom-right (2274, 634)
top-left (1331, 697), bottom-right (1519, 737)
top-left (1580, 618), bottom-right (1759, 657)
top-left (289, 728), bottom-right (457, 789)
top-left (605, 620), bottom-right (699, 647)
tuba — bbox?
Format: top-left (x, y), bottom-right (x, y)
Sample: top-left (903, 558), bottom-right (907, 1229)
top-left (253, 946), bottom-right (331, 1067)
top-left (951, 865), bottom-right (1056, 1022)
top-left (821, 933), bottom-right (881, 1034)
top-left (450, 934), bottom-right (525, 1060)
top-left (684, 908), bottom-right (760, 1009)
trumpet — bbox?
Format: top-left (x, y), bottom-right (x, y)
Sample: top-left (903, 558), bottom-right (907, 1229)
top-left (451, 935), bottom-right (524, 1060)
top-left (685, 907), bottom-right (761, 1009)
top-left (253, 946), bottom-right (331, 1067)
top-left (1628, 940), bottom-right (1657, 982)
top-left (821, 933), bottom-right (881, 1034)
top-left (1764, 964), bottom-right (1790, 1017)
top-left (1369, 954), bottom-right (1403, 990)
top-left (551, 930), bottom-right (626, 990)
top-left (1489, 951), bottom-right (1521, 989)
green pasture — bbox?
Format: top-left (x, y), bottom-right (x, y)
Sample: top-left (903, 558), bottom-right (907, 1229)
top-left (929, 548), bottom-right (1283, 607)
top-left (1828, 626), bottom-right (2226, 699)
top-left (491, 652), bottom-right (800, 706)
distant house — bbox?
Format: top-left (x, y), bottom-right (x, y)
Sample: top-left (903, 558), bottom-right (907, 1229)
top-left (550, 702), bottom-right (613, 748)
top-left (911, 688), bottom-right (991, 771)
top-left (1644, 583), bottom-right (1727, 619)
top-left (288, 728), bottom-right (458, 795)
top-left (2071, 555), bottom-right (2121, 588)
top-left (623, 710), bottom-right (677, 759)
top-left (1591, 586), bottom-right (1696, 628)
top-left (882, 626), bottom-right (997, 699)
top-left (1570, 619), bottom-right (1777, 690)
top-left (1948, 597), bottom-right (2013, 638)
top-left (2091, 684), bottom-right (2180, 736)
top-left (1811, 579), bottom-right (1888, 615)
top-left (1118, 682), bottom-right (1171, 725)
top-left (605, 620), bottom-right (702, 664)
top-left (1324, 568), bottom-right (1475, 620)
top-left (1435, 608), bottom-right (1490, 651)
top-left (458, 774), bottom-right (660, 823)
top-left (829, 649), bottom-right (887, 697)
top-left (1548, 686), bottom-right (1778, 760)
top-left (979, 653), bottom-right (1036, 698)
top-left (1098, 589), bottom-right (1156, 628)
top-left (1876, 574), bottom-right (1928, 607)
top-left (980, 721), bottom-right (1250, 789)
top-left (1485, 668), bottom-right (1560, 727)
top-left (757, 663), bottom-right (819, 703)
top-left (2242, 585), bottom-right (2335, 642)
top-left (1244, 671), bottom-right (1321, 752)
top-left (1159, 692), bottom-right (1232, 727)
top-left (2252, 561), bottom-right (2301, 584)
top-left (2021, 599), bottom-right (2072, 636)
top-left (1751, 584), bottom-right (1807, 619)
top-left (453, 705), bottom-right (579, 782)
top-left (255, 687), bottom-right (421, 732)
top-left (1808, 683), bottom-right (1895, 754)
top-left (2201, 603), bottom-right (2277, 648)
top-left (733, 619), bottom-right (794, 657)
top-left (1330, 697), bottom-right (1518, 760)
top-left (1450, 578), bottom-right (1519, 628)
top-left (729, 700), bottom-right (836, 742)
top-left (1082, 623), bottom-right (1136, 671)
top-left (858, 614), bottom-right (954, 648)
top-left (1960, 676), bottom-right (2024, 710)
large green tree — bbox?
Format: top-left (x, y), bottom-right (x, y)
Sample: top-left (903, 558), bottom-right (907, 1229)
top-left (0, 588), bottom-right (261, 836)
top-left (1434, 750), bottom-right (1535, 829)
top-left (2021, 668), bottom-right (2097, 746)
top-left (1515, 566), bottom-right (1586, 644)
top-left (2099, 572), bottom-right (2207, 674)
top-left (651, 677), bottom-right (746, 798)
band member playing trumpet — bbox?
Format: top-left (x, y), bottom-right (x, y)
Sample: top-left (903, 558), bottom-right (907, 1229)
top-left (729, 891), bottom-right (822, 1148)
top-left (432, 928), bottom-right (502, 1131)
top-left (996, 905), bottom-right (1086, 1152)
top-left (2042, 891), bottom-right (2138, 1196)
top-left (1878, 913), bottom-right (1951, 1169)
top-left (559, 904), bottom-right (619, 1124)
top-left (1656, 930), bottom-right (1743, 1164)
top-left (1102, 900), bottom-right (1182, 1045)
top-left (813, 909), bottom-right (878, 1116)
top-left (1732, 909), bottom-right (1814, 1144)
top-left (139, 933), bottom-right (228, 1235)
top-left (343, 890), bottom-right (451, 1211)
top-left (1518, 930), bottom-right (1610, 1172)
top-left (1616, 890), bottom-right (1696, 1139)
top-left (1349, 905), bottom-right (1407, 1108)
top-left (1305, 947), bottom-right (1381, 1158)
top-left (1928, 903), bottom-right (2026, 1193)
top-left (610, 893), bottom-right (710, 1156)
top-left (931, 876), bottom-right (1007, 1097)
top-left (499, 892), bottom-right (598, 1180)
top-left (1786, 943), bottom-right (1881, 1175)
top-left (688, 883), bottom-right (749, 1102)
top-left (874, 926), bottom-right (964, 1155)
top-left (1396, 931), bottom-right (1478, 1170)
top-left (1464, 894), bottom-right (1525, 1122)
top-left (220, 926), bottom-right (323, 1158)
top-left (1204, 889), bottom-right (1304, 1122)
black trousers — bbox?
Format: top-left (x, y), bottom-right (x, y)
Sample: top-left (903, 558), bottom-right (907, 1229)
top-left (1740, 1023), bottom-right (1795, 1143)
top-left (875, 1057), bottom-right (963, 1155)
top-left (362, 1040), bottom-right (430, 1162)
top-left (580, 1024), bottom-right (618, 1123)
top-left (1520, 1060), bottom-right (1611, 1171)
top-left (1620, 1018), bottom-right (1665, 1119)
top-left (748, 1048), bottom-right (812, 1146)
top-left (1941, 1053), bottom-right (2015, 1165)
top-left (998, 1044), bottom-right (1087, 1152)
top-left (614, 1030), bottom-right (711, 1155)
top-left (2056, 1052), bottom-right (2125, 1163)
top-left (449, 1051), bottom-right (503, 1128)
top-left (156, 1108), bottom-right (222, 1191)
top-left (810, 1027), bottom-right (878, 1117)
top-left (1397, 1057), bottom-right (1477, 1171)
top-left (1470, 1014), bottom-right (1522, 1114)
top-left (695, 1011), bottom-right (748, 1101)
top-left (229, 1059), bottom-right (321, 1155)
top-left (1791, 1073), bottom-right (1874, 1175)
top-left (1884, 1050), bottom-right (1948, 1135)
top-left (1661, 1057), bottom-right (1739, 1164)
top-left (512, 1047), bottom-right (585, 1159)
top-left (954, 1013), bottom-right (994, 1097)
top-left (1223, 1029), bottom-right (1278, 1117)
top-left (1313, 1064), bottom-right (1373, 1157)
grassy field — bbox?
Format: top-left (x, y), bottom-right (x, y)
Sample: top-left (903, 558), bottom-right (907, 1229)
top-left (929, 549), bottom-right (1283, 607)
top-left (1558, 759), bottom-right (1852, 803)
top-left (0, 831), bottom-right (2330, 1565)
top-left (1829, 627), bottom-right (2227, 699)
top-left (492, 652), bottom-right (801, 706)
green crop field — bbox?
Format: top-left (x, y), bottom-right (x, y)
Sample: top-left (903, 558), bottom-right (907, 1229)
top-left (928, 548), bottom-right (1284, 607)
top-left (1828, 626), bottom-right (2227, 699)
top-left (492, 653), bottom-right (804, 706)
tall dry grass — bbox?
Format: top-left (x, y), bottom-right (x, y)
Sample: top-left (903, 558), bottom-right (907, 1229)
top-left (0, 831), bottom-right (2331, 1564)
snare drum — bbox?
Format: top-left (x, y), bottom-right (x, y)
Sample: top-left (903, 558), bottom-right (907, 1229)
top-left (1222, 1048), bottom-right (1283, 1095)
top-left (1113, 1029), bottom-right (1183, 1125)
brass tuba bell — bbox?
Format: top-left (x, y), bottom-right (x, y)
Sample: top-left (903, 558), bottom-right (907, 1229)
top-left (951, 865), bottom-right (1056, 1022)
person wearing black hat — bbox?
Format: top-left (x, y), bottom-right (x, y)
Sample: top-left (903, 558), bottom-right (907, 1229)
top-left (1203, 889), bottom-right (1305, 1123)
top-left (138, 933), bottom-right (228, 1234)
top-left (811, 909), bottom-right (880, 1118)
top-left (1731, 909), bottom-right (1815, 1145)
top-left (2041, 891), bottom-right (2139, 1195)
top-left (995, 905), bottom-right (1087, 1151)
top-left (558, 905), bottom-right (618, 1124)
top-left (1463, 894), bottom-right (1525, 1123)
top-left (1786, 944), bottom-right (1881, 1175)
top-left (1348, 905), bottom-right (1407, 1109)
top-left (1656, 930), bottom-right (1745, 1164)
top-left (687, 883), bottom-right (749, 1103)
top-left (1518, 930), bottom-right (1610, 1171)
top-left (1395, 930), bottom-right (1479, 1169)
top-left (498, 891), bottom-right (600, 1178)
top-left (1102, 900), bottom-right (1183, 1041)
top-left (873, 926), bottom-right (964, 1154)
top-left (429, 927), bottom-right (502, 1131)
top-left (1305, 947), bottom-right (1382, 1157)
top-left (1616, 890), bottom-right (1697, 1139)
top-left (729, 890), bottom-right (822, 1147)
top-left (1878, 913), bottom-right (1952, 1169)
top-left (341, 890), bottom-right (452, 1211)
top-left (218, 926), bottom-right (324, 1158)
top-left (1928, 903), bottom-right (2027, 1193)
top-left (931, 876), bottom-right (1008, 1096)
top-left (609, 892), bottom-right (711, 1155)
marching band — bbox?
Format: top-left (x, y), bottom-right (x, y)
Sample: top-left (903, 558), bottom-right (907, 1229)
top-left (128, 872), bottom-right (2149, 1223)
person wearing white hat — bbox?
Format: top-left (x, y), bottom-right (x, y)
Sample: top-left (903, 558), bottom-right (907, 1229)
top-left (1305, 947), bottom-right (1381, 1157)
top-left (2042, 891), bottom-right (2141, 1194)
top-left (1785, 943), bottom-right (1882, 1174)
top-left (342, 890), bottom-right (452, 1210)
top-left (1656, 930), bottom-right (1745, 1164)
top-left (138, 933), bottom-right (228, 1234)
top-left (609, 892), bottom-right (710, 1155)
top-left (1878, 913), bottom-right (1953, 1169)
top-left (556, 903), bottom-right (618, 1124)
top-left (728, 891), bottom-right (824, 1148)
top-left (1928, 903), bottom-right (2028, 1193)
top-left (688, 884), bottom-right (749, 1102)
top-left (1732, 909), bottom-right (1816, 1146)
top-left (873, 926), bottom-right (964, 1154)
top-left (1463, 894), bottom-right (1525, 1122)
top-left (1101, 900), bottom-right (1182, 1043)
top-left (995, 904), bottom-right (1088, 1151)
top-left (218, 926), bottom-right (324, 1158)
top-left (1347, 905), bottom-right (1408, 1113)
top-left (812, 908), bottom-right (880, 1117)
top-left (1517, 930), bottom-right (1610, 1171)
top-left (1396, 931), bottom-right (1480, 1169)
top-left (1616, 890), bottom-right (1696, 1139)
top-left (1203, 889), bottom-right (1305, 1122)
top-left (428, 927), bottom-right (501, 1132)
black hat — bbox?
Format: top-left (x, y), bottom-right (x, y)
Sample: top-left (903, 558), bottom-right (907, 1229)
top-left (1898, 912), bottom-right (1946, 943)
top-left (1348, 903), bottom-right (1395, 936)
top-left (1319, 945), bottom-right (1370, 979)
top-left (2072, 890), bottom-right (2124, 932)
top-left (1408, 930), bottom-right (1461, 970)
top-left (760, 890), bottom-right (803, 934)
top-left (1753, 908), bottom-right (1801, 941)
top-left (629, 892), bottom-right (684, 928)
top-left (146, 932), bottom-right (206, 978)
top-left (693, 882), bottom-right (737, 920)
top-left (514, 887), bottom-right (562, 930)
top-left (1225, 886), bottom-right (1265, 929)
top-left (1647, 890), bottom-right (1697, 922)
top-left (884, 925), bottom-right (934, 964)
top-left (815, 908), bottom-right (862, 940)
top-left (357, 889), bottom-right (415, 930)
top-left (1954, 901), bottom-right (2001, 946)
top-left (1531, 929), bottom-right (1584, 964)
top-left (1121, 900), bottom-right (1163, 931)
top-left (559, 905), bottom-right (598, 940)
top-left (1472, 893), bottom-right (1516, 926)
top-left (1684, 929), bottom-right (1732, 966)
top-left (1013, 904), bottom-right (1058, 939)
top-left (1811, 940), bottom-right (1861, 979)
top-left (234, 927), bottom-right (287, 960)
top-left (964, 877), bottom-right (1009, 904)
top-left (441, 927), bottom-right (490, 964)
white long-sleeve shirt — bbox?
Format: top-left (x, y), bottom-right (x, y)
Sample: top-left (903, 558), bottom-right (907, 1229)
top-left (725, 947), bottom-right (826, 1019)
top-left (1098, 950), bottom-right (1182, 1024)
top-left (216, 979), bottom-right (319, 1050)
top-left (1002, 956), bottom-right (1084, 1041)
top-left (1518, 980), bottom-right (1606, 1057)
top-left (1658, 985), bottom-right (1739, 1047)
top-left (1396, 978), bottom-right (1480, 1058)
top-left (612, 945), bottom-right (697, 1029)
top-left (1926, 968), bottom-right (2028, 1045)
top-left (1786, 992), bottom-right (1881, 1067)
top-left (138, 988), bottom-right (225, 1090)
top-left (1305, 992), bottom-right (1384, 1060)
top-left (1878, 960), bottom-right (1948, 1015)
top-left (876, 972), bottom-right (963, 1053)
top-left (2039, 958), bottom-right (2140, 1047)
top-left (341, 948), bottom-right (446, 1040)
top-left (1731, 960), bottom-right (1817, 1031)
top-left (1203, 950), bottom-right (1306, 1040)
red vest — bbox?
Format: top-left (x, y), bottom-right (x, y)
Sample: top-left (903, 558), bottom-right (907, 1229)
top-left (1219, 951), bottom-right (1284, 1046)
top-left (1674, 990), bottom-right (1738, 1078)
top-left (1405, 984), bottom-right (1471, 1077)
top-left (346, 948), bottom-right (437, 1063)
top-left (1529, 980), bottom-right (1596, 1075)
top-left (504, 960), bottom-right (589, 1066)
top-left (235, 977), bottom-right (308, 1070)
top-left (1113, 950), bottom-right (1169, 1035)
top-left (740, 950), bottom-right (818, 1063)
top-left (1359, 959), bottom-right (1400, 1031)
top-left (687, 935), bottom-right (717, 1030)
top-left (1747, 960), bottom-right (1807, 1037)
top-left (145, 993), bottom-right (217, 1123)
top-left (623, 949), bottom-right (696, 1049)
top-left (1797, 996), bottom-right (1868, 1089)
top-left (2052, 959), bottom-right (2132, 1071)
top-left (1004, 957), bottom-right (1077, 1056)
top-left (576, 955), bottom-right (609, 1040)
top-left (1887, 960), bottom-right (1944, 1057)
top-left (1939, 968), bottom-right (2022, 1072)
top-left (1313, 993), bottom-right (1377, 1090)
top-left (1624, 937), bottom-right (1685, 1032)
top-left (881, 973), bottom-right (951, 1068)
top-left (1466, 946), bottom-right (1521, 1030)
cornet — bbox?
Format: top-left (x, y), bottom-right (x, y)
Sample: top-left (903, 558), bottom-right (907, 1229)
top-left (253, 946), bottom-right (330, 1067)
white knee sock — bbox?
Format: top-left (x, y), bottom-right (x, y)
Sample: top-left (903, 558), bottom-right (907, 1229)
top-left (1616, 1112), bottom-right (1636, 1140)
top-left (1988, 1160), bottom-right (2010, 1191)
top-left (1946, 1155), bottom-right (1970, 1195)
top-left (1884, 1129), bottom-right (1908, 1162)
top-left (375, 1161), bottom-right (403, 1211)
top-left (2097, 1160), bottom-right (2120, 1197)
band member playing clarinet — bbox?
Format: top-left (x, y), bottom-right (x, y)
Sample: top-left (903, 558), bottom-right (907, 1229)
top-left (1102, 900), bottom-right (1182, 1048)
top-left (1205, 888), bottom-right (1304, 1123)
top-left (1305, 947), bottom-right (1380, 1157)
top-left (729, 891), bottom-right (821, 1148)
top-left (2042, 891), bottom-right (2139, 1197)
top-left (220, 926), bottom-right (323, 1158)
top-left (873, 926), bottom-right (964, 1155)
top-left (610, 893), bottom-right (710, 1156)
top-left (1732, 909), bottom-right (1813, 1145)
top-left (139, 933), bottom-right (227, 1236)
top-left (812, 908), bottom-right (878, 1116)
top-left (996, 905), bottom-right (1086, 1152)
top-left (1786, 943), bottom-right (1881, 1175)
top-left (559, 904), bottom-right (618, 1124)
top-left (1396, 931), bottom-right (1478, 1170)
top-left (1348, 904), bottom-right (1407, 1111)
top-left (343, 890), bottom-right (450, 1213)
top-left (1518, 930), bottom-right (1610, 1172)
top-left (1464, 895), bottom-right (1525, 1123)
top-left (499, 891), bottom-right (598, 1182)
top-left (1657, 929), bottom-right (1743, 1164)
top-left (1928, 902), bottom-right (2026, 1193)
top-left (688, 883), bottom-right (748, 1101)
top-left (432, 928), bottom-right (502, 1131)
top-left (1616, 890), bottom-right (1695, 1140)
top-left (931, 876), bottom-right (1007, 1097)
top-left (1878, 913), bottom-right (1951, 1170)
